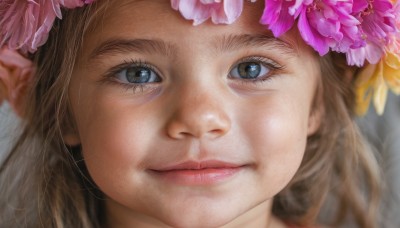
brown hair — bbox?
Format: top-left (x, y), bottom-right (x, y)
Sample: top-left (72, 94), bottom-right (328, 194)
top-left (272, 53), bottom-right (382, 227)
top-left (0, 2), bottom-right (383, 227)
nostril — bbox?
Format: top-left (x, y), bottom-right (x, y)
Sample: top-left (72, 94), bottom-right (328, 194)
top-left (165, 97), bottom-right (232, 140)
top-left (166, 121), bottom-right (230, 140)
top-left (209, 129), bottom-right (225, 136)
top-left (178, 132), bottom-right (193, 138)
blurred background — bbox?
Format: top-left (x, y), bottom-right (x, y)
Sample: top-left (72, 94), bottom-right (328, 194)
top-left (356, 93), bottom-right (400, 227)
top-left (0, 103), bottom-right (19, 164)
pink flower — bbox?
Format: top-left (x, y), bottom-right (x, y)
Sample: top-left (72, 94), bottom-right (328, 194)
top-left (171, 0), bottom-right (244, 25)
top-left (345, 0), bottom-right (396, 66)
top-left (262, 0), bottom-right (365, 56)
top-left (0, 46), bottom-right (34, 116)
top-left (387, 0), bottom-right (400, 54)
top-left (0, 0), bottom-right (94, 54)
top-left (62, 0), bottom-right (95, 8)
top-left (346, 42), bottom-right (384, 66)
top-left (260, 0), bottom-right (302, 37)
top-left (261, 0), bottom-right (396, 60)
top-left (352, 1), bottom-right (400, 114)
top-left (301, 0), bottom-right (366, 55)
top-left (357, 0), bottom-right (395, 44)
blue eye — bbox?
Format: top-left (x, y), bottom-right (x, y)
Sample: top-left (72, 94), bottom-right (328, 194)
top-left (116, 65), bottom-right (161, 84)
top-left (230, 61), bottom-right (270, 79)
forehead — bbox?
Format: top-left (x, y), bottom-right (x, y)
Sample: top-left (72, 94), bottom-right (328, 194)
top-left (98, 0), bottom-right (264, 29)
top-left (81, 0), bottom-right (310, 59)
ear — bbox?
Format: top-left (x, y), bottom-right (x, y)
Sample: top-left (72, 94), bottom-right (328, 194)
top-left (307, 66), bottom-right (355, 135)
top-left (307, 103), bottom-right (323, 136)
top-left (307, 80), bottom-right (324, 136)
top-left (63, 132), bottom-right (81, 146)
top-left (62, 108), bottom-right (81, 146)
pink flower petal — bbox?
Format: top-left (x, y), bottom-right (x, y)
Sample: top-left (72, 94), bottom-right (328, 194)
top-left (0, 48), bottom-right (32, 68)
top-left (298, 10), bottom-right (330, 55)
top-left (260, 0), bottom-right (296, 37)
top-left (62, 0), bottom-right (85, 9)
top-left (346, 42), bottom-right (384, 66)
top-left (353, 0), bottom-right (369, 13)
top-left (171, 0), bottom-right (244, 25)
top-left (365, 42), bottom-right (385, 64)
top-left (174, 0), bottom-right (214, 25)
top-left (221, 0), bottom-right (243, 24)
top-left (0, 0), bottom-right (94, 54)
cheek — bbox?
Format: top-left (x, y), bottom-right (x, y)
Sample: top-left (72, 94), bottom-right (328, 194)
top-left (238, 94), bottom-right (309, 193)
top-left (73, 95), bottom-right (156, 195)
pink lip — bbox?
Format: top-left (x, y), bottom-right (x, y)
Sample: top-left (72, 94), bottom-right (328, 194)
top-left (149, 160), bottom-right (245, 186)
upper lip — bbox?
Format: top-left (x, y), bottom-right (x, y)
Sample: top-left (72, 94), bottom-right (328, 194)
top-left (151, 160), bottom-right (244, 171)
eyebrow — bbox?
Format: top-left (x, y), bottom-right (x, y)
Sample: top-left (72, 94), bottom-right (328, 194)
top-left (214, 33), bottom-right (298, 56)
top-left (90, 38), bottom-right (176, 59)
top-left (89, 34), bottom-right (298, 60)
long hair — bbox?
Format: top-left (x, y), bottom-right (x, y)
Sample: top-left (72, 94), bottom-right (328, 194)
top-left (0, 2), bottom-right (382, 227)
top-left (272, 53), bottom-right (382, 227)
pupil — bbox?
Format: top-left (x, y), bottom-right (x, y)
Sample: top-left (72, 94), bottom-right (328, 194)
top-left (126, 67), bottom-right (151, 83)
top-left (238, 62), bottom-right (261, 79)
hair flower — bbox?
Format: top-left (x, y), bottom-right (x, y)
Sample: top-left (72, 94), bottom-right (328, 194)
top-left (261, 0), bottom-right (366, 56)
top-left (171, 0), bottom-right (244, 25)
top-left (0, 0), bottom-right (95, 54)
top-left (261, 0), bottom-right (396, 63)
top-left (355, 51), bottom-right (400, 115)
top-left (0, 46), bottom-right (34, 116)
top-left (346, 0), bottom-right (396, 66)
top-left (355, 0), bottom-right (400, 115)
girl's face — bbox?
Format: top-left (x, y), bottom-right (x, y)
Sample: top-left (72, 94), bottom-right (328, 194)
top-left (69, 0), bottom-right (321, 227)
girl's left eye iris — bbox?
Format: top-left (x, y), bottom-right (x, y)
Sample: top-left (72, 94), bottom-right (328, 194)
top-left (116, 66), bottom-right (161, 84)
top-left (230, 62), bottom-right (270, 79)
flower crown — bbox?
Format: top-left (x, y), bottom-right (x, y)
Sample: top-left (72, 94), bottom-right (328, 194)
top-left (1, 0), bottom-right (399, 115)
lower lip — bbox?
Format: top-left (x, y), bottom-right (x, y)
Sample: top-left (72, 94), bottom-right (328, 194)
top-left (149, 167), bottom-right (243, 186)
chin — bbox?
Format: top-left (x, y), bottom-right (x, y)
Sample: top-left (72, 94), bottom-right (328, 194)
top-left (144, 187), bottom-right (271, 227)
top-left (161, 214), bottom-right (235, 228)
top-left (153, 203), bottom-right (245, 228)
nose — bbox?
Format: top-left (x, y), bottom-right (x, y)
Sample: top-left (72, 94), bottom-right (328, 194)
top-left (165, 86), bottom-right (231, 140)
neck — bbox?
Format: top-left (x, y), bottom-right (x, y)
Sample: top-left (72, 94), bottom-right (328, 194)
top-left (104, 199), bottom-right (287, 228)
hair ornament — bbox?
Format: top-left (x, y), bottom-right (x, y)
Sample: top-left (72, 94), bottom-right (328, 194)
top-left (0, 0), bottom-right (95, 54)
top-left (0, 0), bottom-right (94, 115)
top-left (171, 0), bottom-right (245, 25)
top-left (0, 0), bottom-right (399, 115)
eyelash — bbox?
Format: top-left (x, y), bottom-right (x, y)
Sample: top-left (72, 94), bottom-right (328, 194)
top-left (228, 56), bottom-right (284, 84)
top-left (102, 59), bottom-right (160, 93)
top-left (101, 56), bottom-right (284, 93)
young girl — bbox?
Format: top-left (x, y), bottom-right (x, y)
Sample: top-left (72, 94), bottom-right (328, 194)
top-left (0, 0), bottom-right (399, 227)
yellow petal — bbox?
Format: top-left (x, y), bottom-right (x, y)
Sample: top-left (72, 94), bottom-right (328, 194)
top-left (373, 81), bottom-right (388, 115)
top-left (355, 85), bottom-right (373, 115)
top-left (372, 62), bottom-right (388, 115)
top-left (383, 62), bottom-right (400, 94)
top-left (385, 51), bottom-right (400, 70)
top-left (354, 62), bottom-right (381, 115)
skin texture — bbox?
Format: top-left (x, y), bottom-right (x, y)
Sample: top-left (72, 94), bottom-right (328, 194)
top-left (67, 0), bottom-right (322, 227)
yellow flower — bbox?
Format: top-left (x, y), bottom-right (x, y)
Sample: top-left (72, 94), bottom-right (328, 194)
top-left (355, 51), bottom-right (400, 115)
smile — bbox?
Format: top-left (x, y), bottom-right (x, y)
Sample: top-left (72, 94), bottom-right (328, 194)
top-left (148, 160), bottom-right (246, 186)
